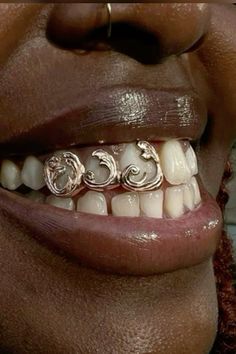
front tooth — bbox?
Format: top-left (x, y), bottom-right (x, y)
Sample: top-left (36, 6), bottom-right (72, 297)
top-left (160, 140), bottom-right (191, 185)
top-left (111, 192), bottom-right (140, 217)
top-left (182, 183), bottom-right (195, 211)
top-left (0, 160), bottom-right (22, 190)
top-left (119, 143), bottom-right (156, 182)
top-left (164, 186), bottom-right (184, 219)
top-left (46, 195), bottom-right (75, 210)
top-left (185, 145), bottom-right (198, 176)
top-left (190, 177), bottom-right (201, 205)
top-left (85, 155), bottom-right (109, 183)
top-left (26, 191), bottom-right (45, 203)
top-left (21, 156), bottom-right (45, 190)
top-left (140, 190), bottom-right (163, 218)
top-left (77, 191), bottom-right (108, 215)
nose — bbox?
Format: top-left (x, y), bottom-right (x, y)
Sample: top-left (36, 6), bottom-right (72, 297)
top-left (47, 3), bottom-right (210, 64)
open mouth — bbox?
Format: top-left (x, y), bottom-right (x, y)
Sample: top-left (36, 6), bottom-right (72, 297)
top-left (0, 88), bottom-right (222, 275)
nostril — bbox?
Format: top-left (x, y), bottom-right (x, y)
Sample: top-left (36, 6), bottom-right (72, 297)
top-left (47, 4), bottom-right (210, 65)
top-left (47, 19), bottom-right (162, 65)
top-left (82, 23), bottom-right (162, 65)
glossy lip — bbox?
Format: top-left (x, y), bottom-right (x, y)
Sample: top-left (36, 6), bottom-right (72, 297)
top-left (0, 86), bottom-right (207, 156)
top-left (0, 185), bottom-right (222, 275)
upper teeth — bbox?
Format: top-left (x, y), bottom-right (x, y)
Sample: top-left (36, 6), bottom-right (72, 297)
top-left (185, 145), bottom-right (198, 176)
top-left (120, 141), bottom-right (163, 192)
top-left (120, 143), bottom-right (156, 182)
top-left (0, 139), bottom-right (201, 219)
top-left (0, 160), bottom-right (22, 190)
top-left (160, 139), bottom-right (192, 185)
top-left (21, 156), bottom-right (45, 190)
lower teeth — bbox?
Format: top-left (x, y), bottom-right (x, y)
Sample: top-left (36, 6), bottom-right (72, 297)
top-left (23, 176), bottom-right (201, 219)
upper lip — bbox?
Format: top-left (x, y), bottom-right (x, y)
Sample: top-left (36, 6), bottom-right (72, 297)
top-left (0, 86), bottom-right (207, 156)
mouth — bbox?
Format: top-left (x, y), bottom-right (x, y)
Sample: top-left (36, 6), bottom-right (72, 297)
top-left (0, 88), bottom-right (222, 275)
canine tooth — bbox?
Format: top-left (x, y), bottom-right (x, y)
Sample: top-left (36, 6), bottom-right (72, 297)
top-left (140, 190), bottom-right (163, 218)
top-left (46, 195), bottom-right (75, 210)
top-left (21, 156), bottom-right (45, 190)
top-left (119, 143), bottom-right (156, 183)
top-left (164, 186), bottom-right (184, 219)
top-left (190, 177), bottom-right (201, 205)
top-left (77, 191), bottom-right (108, 215)
top-left (182, 184), bottom-right (195, 211)
top-left (160, 140), bottom-right (191, 185)
top-left (0, 160), bottom-right (22, 190)
top-left (185, 145), bottom-right (198, 176)
top-left (26, 191), bottom-right (45, 203)
top-left (111, 192), bottom-right (140, 217)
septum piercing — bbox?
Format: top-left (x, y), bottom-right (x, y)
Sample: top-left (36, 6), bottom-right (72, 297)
top-left (44, 141), bottom-right (163, 197)
top-left (106, 3), bottom-right (112, 38)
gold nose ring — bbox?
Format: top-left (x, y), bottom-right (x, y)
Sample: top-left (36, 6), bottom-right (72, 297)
top-left (106, 3), bottom-right (112, 38)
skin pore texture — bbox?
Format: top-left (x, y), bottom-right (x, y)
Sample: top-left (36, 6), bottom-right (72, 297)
top-left (0, 3), bottom-right (235, 354)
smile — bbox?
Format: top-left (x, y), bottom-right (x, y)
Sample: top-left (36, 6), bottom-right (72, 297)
top-left (0, 88), bottom-right (222, 275)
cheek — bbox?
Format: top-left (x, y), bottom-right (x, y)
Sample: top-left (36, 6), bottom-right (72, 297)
top-left (0, 4), bottom-right (42, 65)
top-left (0, 218), bottom-right (217, 354)
top-left (198, 140), bottom-right (230, 198)
top-left (197, 5), bottom-right (236, 138)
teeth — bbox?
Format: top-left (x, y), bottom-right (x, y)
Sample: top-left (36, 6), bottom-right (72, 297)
top-left (46, 195), bottom-right (75, 210)
top-left (111, 192), bottom-right (140, 217)
top-left (0, 160), bottom-right (22, 190)
top-left (164, 186), bottom-right (184, 219)
top-left (160, 139), bottom-right (191, 185)
top-left (0, 140), bottom-right (201, 219)
top-left (185, 145), bottom-right (198, 176)
top-left (190, 177), bottom-right (201, 205)
top-left (77, 191), bottom-right (108, 215)
top-left (140, 190), bottom-right (163, 218)
top-left (26, 191), bottom-right (45, 203)
top-left (119, 143), bottom-right (156, 182)
top-left (21, 156), bottom-right (45, 190)
top-left (85, 155), bottom-right (109, 183)
top-left (182, 183), bottom-right (195, 211)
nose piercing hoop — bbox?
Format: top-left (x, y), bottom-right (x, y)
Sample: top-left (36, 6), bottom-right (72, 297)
top-left (106, 3), bottom-right (112, 38)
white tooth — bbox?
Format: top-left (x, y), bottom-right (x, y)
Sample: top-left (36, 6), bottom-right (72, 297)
top-left (0, 160), bottom-right (22, 190)
top-left (26, 191), bottom-right (45, 203)
top-left (77, 191), bottom-right (107, 215)
top-left (85, 155), bottom-right (109, 183)
top-left (182, 183), bottom-right (195, 211)
top-left (140, 190), bottom-right (163, 218)
top-left (21, 156), bottom-right (45, 190)
top-left (190, 177), bottom-right (201, 205)
top-left (119, 143), bottom-right (156, 182)
top-left (111, 192), bottom-right (140, 217)
top-left (164, 186), bottom-right (184, 219)
top-left (160, 139), bottom-right (191, 185)
top-left (185, 145), bottom-right (198, 176)
top-left (46, 195), bottom-right (75, 210)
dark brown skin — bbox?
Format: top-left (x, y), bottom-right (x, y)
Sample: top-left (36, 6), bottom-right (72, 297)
top-left (0, 3), bottom-right (235, 354)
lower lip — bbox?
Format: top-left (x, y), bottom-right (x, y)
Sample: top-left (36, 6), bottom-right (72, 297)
top-left (0, 187), bottom-right (222, 275)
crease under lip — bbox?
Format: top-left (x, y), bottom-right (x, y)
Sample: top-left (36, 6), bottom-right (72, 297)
top-left (0, 87), bottom-right (207, 156)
